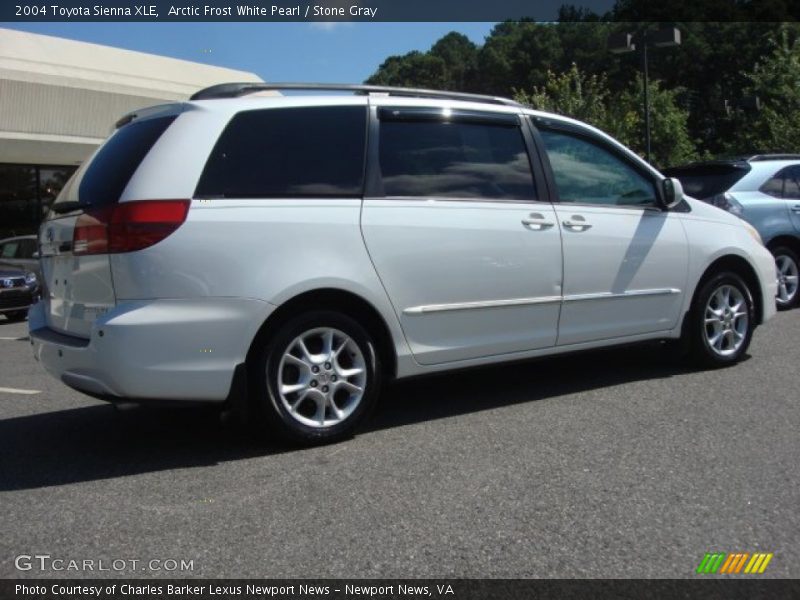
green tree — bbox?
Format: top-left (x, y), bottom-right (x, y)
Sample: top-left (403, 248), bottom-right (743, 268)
top-left (429, 32), bottom-right (479, 91)
top-left (726, 27), bottom-right (800, 153)
top-left (514, 63), bottom-right (612, 129)
top-left (475, 21), bottom-right (564, 96)
top-left (366, 51), bottom-right (448, 89)
top-left (608, 75), bottom-right (698, 167)
top-left (515, 65), bottom-right (697, 167)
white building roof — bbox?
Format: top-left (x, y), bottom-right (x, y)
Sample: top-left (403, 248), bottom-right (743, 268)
top-left (0, 28), bottom-right (264, 165)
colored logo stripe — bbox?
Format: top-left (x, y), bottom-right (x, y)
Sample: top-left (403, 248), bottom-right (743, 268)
top-left (697, 553), bottom-right (726, 574)
top-left (744, 553), bottom-right (773, 574)
top-left (697, 552), bottom-right (773, 574)
top-left (719, 553), bottom-right (749, 574)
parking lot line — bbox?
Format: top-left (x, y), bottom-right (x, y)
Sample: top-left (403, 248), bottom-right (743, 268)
top-left (0, 387), bottom-right (41, 395)
top-left (0, 336), bottom-right (27, 341)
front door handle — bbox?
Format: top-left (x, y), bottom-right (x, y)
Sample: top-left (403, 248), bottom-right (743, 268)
top-left (562, 215), bottom-right (592, 232)
top-left (792, 205), bottom-right (800, 213)
top-left (521, 212), bottom-right (554, 230)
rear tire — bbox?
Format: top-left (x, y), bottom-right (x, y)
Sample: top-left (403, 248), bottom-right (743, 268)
top-left (253, 310), bottom-right (381, 445)
top-left (772, 246), bottom-right (799, 310)
top-left (685, 272), bottom-right (755, 368)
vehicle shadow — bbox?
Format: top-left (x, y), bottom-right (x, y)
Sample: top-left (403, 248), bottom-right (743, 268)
top-left (370, 342), bottom-right (704, 431)
top-left (0, 342), bottom-right (710, 491)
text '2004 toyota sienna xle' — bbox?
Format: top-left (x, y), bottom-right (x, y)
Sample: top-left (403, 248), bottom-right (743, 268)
top-left (29, 83), bottom-right (777, 445)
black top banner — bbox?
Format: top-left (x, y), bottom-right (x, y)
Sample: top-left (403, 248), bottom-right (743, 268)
top-left (4, 0), bottom-right (608, 23)
top-left (2, 0), bottom-right (799, 22)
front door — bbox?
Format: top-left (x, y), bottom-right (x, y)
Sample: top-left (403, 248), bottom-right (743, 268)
top-left (535, 125), bottom-right (688, 346)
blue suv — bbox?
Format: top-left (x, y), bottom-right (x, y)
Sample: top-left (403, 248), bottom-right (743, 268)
top-left (664, 155), bottom-right (800, 309)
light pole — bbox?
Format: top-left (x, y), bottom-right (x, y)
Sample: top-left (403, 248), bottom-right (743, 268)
top-left (608, 27), bottom-right (681, 163)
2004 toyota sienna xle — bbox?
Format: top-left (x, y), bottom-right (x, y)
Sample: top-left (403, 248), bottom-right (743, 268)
top-left (29, 83), bottom-right (778, 445)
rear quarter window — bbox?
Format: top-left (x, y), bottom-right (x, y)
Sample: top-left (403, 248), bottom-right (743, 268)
top-left (196, 105), bottom-right (367, 198)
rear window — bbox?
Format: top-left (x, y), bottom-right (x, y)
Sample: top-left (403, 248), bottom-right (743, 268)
top-left (662, 163), bottom-right (750, 199)
top-left (69, 116), bottom-right (176, 208)
top-left (195, 106), bottom-right (366, 198)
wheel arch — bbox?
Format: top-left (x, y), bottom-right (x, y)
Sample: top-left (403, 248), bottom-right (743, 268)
top-left (765, 234), bottom-right (800, 256)
top-left (246, 287), bottom-right (398, 382)
top-left (685, 254), bottom-right (765, 329)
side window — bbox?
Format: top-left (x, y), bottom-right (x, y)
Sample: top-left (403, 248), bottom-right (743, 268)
top-left (539, 129), bottom-right (657, 207)
top-left (377, 118), bottom-right (536, 200)
top-left (783, 166), bottom-right (800, 200)
top-left (760, 171), bottom-right (785, 198)
top-left (196, 105), bottom-right (366, 198)
top-left (1, 242), bottom-right (18, 258)
top-left (18, 238), bottom-right (37, 258)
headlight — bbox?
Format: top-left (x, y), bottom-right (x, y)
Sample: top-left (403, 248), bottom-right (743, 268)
top-left (742, 222), bottom-right (764, 246)
top-left (24, 271), bottom-right (37, 286)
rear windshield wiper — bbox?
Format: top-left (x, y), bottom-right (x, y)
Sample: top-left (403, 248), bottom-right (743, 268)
top-left (51, 201), bottom-right (86, 214)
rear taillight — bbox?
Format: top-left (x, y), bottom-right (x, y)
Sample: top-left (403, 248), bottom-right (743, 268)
top-left (73, 200), bottom-right (190, 255)
top-left (708, 192), bottom-right (744, 216)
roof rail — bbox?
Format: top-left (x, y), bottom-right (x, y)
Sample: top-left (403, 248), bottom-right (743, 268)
top-left (746, 154), bottom-right (800, 162)
top-left (189, 82), bottom-right (523, 107)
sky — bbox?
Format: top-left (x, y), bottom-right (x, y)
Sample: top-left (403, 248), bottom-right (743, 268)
top-left (2, 22), bottom-right (497, 82)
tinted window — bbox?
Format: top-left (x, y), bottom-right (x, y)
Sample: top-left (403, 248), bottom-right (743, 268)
top-left (760, 172), bottom-right (784, 197)
top-left (663, 163), bottom-right (750, 199)
top-left (0, 165), bottom-right (37, 237)
top-left (18, 238), bottom-right (37, 258)
top-left (70, 116), bottom-right (176, 208)
top-left (1, 243), bottom-right (16, 258)
top-left (540, 129), bottom-right (656, 206)
top-left (782, 166), bottom-right (800, 200)
top-left (196, 106), bottom-right (366, 198)
top-left (378, 119), bottom-right (536, 200)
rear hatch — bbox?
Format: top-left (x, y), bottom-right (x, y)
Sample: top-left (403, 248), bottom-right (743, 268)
top-left (662, 161), bottom-right (751, 200)
top-left (39, 108), bottom-right (180, 338)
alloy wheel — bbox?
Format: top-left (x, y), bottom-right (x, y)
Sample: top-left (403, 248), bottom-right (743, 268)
top-left (775, 254), bottom-right (799, 307)
top-left (703, 284), bottom-right (749, 357)
top-left (276, 327), bottom-right (367, 428)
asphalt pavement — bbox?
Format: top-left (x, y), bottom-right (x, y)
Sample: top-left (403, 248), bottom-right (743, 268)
top-left (0, 310), bottom-right (798, 578)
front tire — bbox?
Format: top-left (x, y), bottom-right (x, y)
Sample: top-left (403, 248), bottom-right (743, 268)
top-left (772, 246), bottom-right (799, 310)
top-left (686, 272), bottom-right (755, 368)
top-left (254, 310), bottom-right (381, 445)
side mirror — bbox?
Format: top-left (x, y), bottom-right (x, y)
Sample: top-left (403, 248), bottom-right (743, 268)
top-left (660, 177), bottom-right (684, 210)
top-left (32, 251), bottom-right (39, 259)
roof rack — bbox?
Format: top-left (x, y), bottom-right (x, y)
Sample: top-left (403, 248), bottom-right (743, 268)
top-left (746, 154), bottom-right (800, 162)
top-left (189, 82), bottom-right (523, 107)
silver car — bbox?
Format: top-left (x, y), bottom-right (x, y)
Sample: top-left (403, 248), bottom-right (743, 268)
top-left (664, 155), bottom-right (800, 309)
top-left (28, 84), bottom-right (777, 445)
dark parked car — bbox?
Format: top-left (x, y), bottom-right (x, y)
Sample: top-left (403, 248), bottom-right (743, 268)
top-left (0, 235), bottom-right (40, 280)
top-left (0, 267), bottom-right (40, 322)
top-left (663, 154), bottom-right (800, 309)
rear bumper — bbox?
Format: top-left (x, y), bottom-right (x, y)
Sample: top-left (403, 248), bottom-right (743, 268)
top-left (29, 297), bottom-right (274, 402)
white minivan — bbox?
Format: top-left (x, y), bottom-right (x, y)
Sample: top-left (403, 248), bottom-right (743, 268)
top-left (29, 83), bottom-right (777, 444)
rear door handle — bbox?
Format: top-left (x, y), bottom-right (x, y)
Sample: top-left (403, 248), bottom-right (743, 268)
top-left (792, 205), bottom-right (800, 213)
top-left (562, 215), bottom-right (592, 232)
top-left (521, 212), bottom-right (554, 230)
